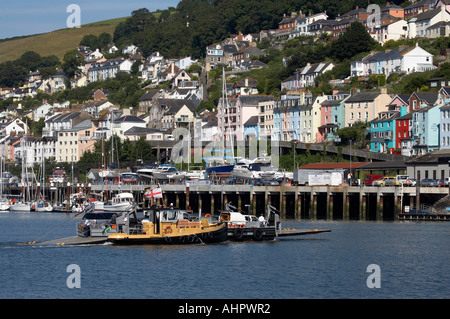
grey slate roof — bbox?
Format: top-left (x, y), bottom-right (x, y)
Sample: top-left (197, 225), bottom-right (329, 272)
top-left (238, 95), bottom-right (274, 106)
top-left (45, 112), bottom-right (81, 123)
top-left (113, 115), bottom-right (145, 123)
top-left (244, 115), bottom-right (259, 126)
top-left (345, 92), bottom-right (380, 103)
top-left (157, 98), bottom-right (196, 114)
top-left (124, 127), bottom-right (162, 135)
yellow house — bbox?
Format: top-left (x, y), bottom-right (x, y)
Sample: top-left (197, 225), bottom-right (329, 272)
top-left (159, 99), bottom-right (196, 131)
top-left (57, 120), bottom-right (95, 163)
top-left (344, 88), bottom-right (392, 127)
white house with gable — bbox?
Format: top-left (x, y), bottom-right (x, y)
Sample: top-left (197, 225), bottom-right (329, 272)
top-left (351, 44), bottom-right (435, 77)
top-left (408, 5), bottom-right (450, 38)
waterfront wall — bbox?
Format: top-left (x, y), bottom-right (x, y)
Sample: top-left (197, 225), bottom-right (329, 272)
top-left (12, 182), bottom-right (447, 220)
top-left (89, 183), bottom-right (449, 221)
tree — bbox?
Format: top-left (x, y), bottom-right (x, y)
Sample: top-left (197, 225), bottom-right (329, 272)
top-left (98, 32), bottom-right (112, 50)
top-left (80, 34), bottom-right (99, 49)
top-left (331, 22), bottom-right (379, 62)
top-left (62, 49), bottom-right (85, 79)
top-left (0, 61), bottom-right (27, 87)
top-left (16, 51), bottom-right (42, 71)
top-left (336, 121), bottom-right (370, 147)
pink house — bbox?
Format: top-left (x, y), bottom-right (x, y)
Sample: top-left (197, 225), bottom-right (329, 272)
top-left (74, 120), bottom-right (96, 160)
top-left (317, 99), bottom-right (334, 143)
top-left (218, 95), bottom-right (273, 141)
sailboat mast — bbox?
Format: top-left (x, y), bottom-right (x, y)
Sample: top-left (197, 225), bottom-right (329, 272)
top-left (223, 68), bottom-right (234, 164)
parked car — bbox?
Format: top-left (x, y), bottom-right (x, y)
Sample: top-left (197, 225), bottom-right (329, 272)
top-left (420, 179), bottom-right (440, 187)
top-left (364, 174), bottom-right (385, 186)
top-left (373, 176), bottom-right (397, 186)
top-left (443, 177), bottom-right (450, 187)
top-left (254, 179), bottom-right (279, 186)
top-left (396, 175), bottom-right (413, 186)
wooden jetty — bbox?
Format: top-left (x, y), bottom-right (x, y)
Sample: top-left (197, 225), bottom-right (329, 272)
top-left (277, 228), bottom-right (332, 237)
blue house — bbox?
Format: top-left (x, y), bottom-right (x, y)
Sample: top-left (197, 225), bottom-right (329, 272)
top-left (412, 103), bottom-right (440, 156)
top-left (370, 109), bottom-right (405, 153)
top-left (273, 103), bottom-right (283, 141)
top-left (243, 115), bottom-right (259, 141)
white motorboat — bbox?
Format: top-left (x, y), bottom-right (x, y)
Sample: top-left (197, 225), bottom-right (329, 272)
top-left (184, 170), bottom-right (206, 180)
top-left (152, 165), bottom-right (180, 180)
top-left (103, 192), bottom-right (135, 212)
top-left (232, 161), bottom-right (257, 179)
top-left (136, 164), bottom-right (158, 180)
top-left (232, 158), bottom-right (277, 180)
top-left (10, 202), bottom-right (31, 212)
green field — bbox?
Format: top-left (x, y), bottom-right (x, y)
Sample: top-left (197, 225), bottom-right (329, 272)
top-left (0, 17), bottom-right (128, 63)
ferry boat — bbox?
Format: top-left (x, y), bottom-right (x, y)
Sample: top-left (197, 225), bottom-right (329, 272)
top-left (76, 209), bottom-right (121, 239)
top-left (107, 206), bottom-right (227, 245)
top-left (219, 204), bottom-right (280, 241)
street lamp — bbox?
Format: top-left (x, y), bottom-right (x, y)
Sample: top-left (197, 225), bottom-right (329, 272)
top-left (292, 140), bottom-right (299, 171)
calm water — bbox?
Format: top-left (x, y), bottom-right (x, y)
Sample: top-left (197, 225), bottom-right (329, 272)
top-left (0, 212), bottom-right (448, 299)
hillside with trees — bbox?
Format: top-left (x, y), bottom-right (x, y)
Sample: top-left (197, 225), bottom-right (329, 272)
top-left (112, 0), bottom-right (400, 58)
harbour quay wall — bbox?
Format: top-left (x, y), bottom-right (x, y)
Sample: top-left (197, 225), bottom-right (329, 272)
top-left (89, 183), bottom-right (449, 221)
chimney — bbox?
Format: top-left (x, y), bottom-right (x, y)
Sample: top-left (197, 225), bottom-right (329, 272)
top-left (380, 87), bottom-right (387, 94)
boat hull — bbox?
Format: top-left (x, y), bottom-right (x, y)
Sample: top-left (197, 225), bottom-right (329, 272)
top-left (108, 224), bottom-right (227, 245)
top-left (10, 203), bottom-right (31, 212)
top-left (103, 203), bottom-right (134, 212)
top-left (206, 165), bottom-right (234, 178)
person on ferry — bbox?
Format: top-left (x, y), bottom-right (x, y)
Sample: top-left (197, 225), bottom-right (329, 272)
top-left (258, 214), bottom-right (266, 227)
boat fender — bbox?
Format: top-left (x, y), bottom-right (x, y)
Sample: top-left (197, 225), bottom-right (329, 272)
top-left (188, 235), bottom-right (195, 243)
top-left (165, 236), bottom-right (171, 243)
